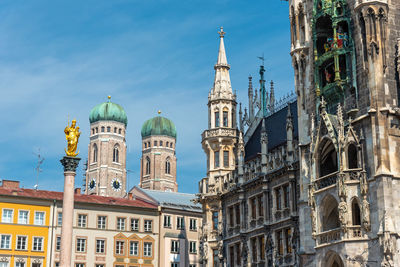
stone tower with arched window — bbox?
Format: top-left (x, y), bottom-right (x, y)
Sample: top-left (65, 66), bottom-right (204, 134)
top-left (139, 114), bottom-right (178, 192)
top-left (85, 96), bottom-right (128, 198)
top-left (284, 0), bottom-right (400, 265)
top-left (198, 27), bottom-right (239, 266)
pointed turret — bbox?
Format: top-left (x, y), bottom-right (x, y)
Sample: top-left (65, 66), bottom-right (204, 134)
top-left (286, 104), bottom-right (294, 163)
top-left (259, 65), bottom-right (268, 116)
top-left (261, 118), bottom-right (268, 173)
top-left (269, 80), bottom-right (275, 113)
top-left (210, 27), bottom-right (234, 100)
top-left (248, 76), bottom-right (254, 121)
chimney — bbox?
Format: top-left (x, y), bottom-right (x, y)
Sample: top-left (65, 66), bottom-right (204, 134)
top-left (2, 180), bottom-right (20, 189)
top-left (74, 188), bottom-right (81, 194)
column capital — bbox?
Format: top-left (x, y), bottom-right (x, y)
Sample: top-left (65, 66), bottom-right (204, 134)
top-left (60, 156), bottom-right (81, 173)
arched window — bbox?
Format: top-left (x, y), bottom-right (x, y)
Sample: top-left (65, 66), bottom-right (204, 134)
top-left (166, 141), bottom-right (169, 147)
top-left (160, 141), bottom-right (163, 147)
top-left (101, 126), bottom-right (105, 132)
top-left (107, 126), bottom-right (111, 132)
top-left (319, 139), bottom-right (338, 177)
top-left (93, 144), bottom-right (98, 163)
top-left (113, 145), bottom-right (119, 163)
top-left (148, 142), bottom-right (151, 148)
top-left (214, 109), bottom-right (220, 127)
top-left (119, 128), bottom-right (122, 134)
top-left (223, 108), bottom-right (229, 127)
top-left (146, 157), bottom-right (151, 175)
top-left (165, 158), bottom-right (171, 174)
top-left (114, 127), bottom-right (117, 133)
top-left (321, 195), bottom-right (340, 232)
top-left (95, 127), bottom-right (98, 133)
top-left (92, 128), bottom-right (95, 135)
top-left (347, 144), bottom-right (358, 169)
top-left (170, 142), bottom-right (173, 148)
top-left (351, 199), bottom-right (361, 225)
top-left (144, 142), bottom-right (147, 149)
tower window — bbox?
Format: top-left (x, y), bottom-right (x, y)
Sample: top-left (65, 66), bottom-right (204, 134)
top-left (223, 111), bottom-right (228, 127)
top-left (212, 211), bottom-right (218, 230)
top-left (148, 142), bottom-right (151, 148)
top-left (214, 151), bottom-right (220, 168)
top-left (92, 128), bottom-right (95, 135)
top-left (101, 126), bottom-right (105, 132)
top-left (319, 139), bottom-right (338, 177)
top-left (352, 199), bottom-right (361, 226)
top-left (170, 142), bottom-right (173, 148)
top-left (146, 157), bottom-right (151, 175)
top-left (165, 158), bottom-right (171, 174)
top-left (348, 144), bottom-right (358, 169)
top-left (93, 144), bottom-right (98, 163)
top-left (113, 146), bottom-right (119, 163)
top-left (119, 128), bottom-right (122, 134)
top-left (160, 141), bottom-right (163, 147)
top-left (114, 127), bottom-right (117, 133)
top-left (166, 141), bottom-right (169, 147)
top-left (95, 127), bottom-right (98, 133)
top-left (154, 141), bottom-right (158, 146)
top-left (215, 111), bottom-right (220, 127)
top-left (223, 150), bottom-right (229, 167)
top-left (144, 142), bottom-right (147, 148)
top-left (107, 126), bottom-right (111, 132)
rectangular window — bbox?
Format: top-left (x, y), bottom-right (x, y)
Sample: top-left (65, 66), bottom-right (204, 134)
top-left (235, 204), bottom-right (240, 225)
top-left (18, 210), bottom-right (29, 224)
top-left (77, 214), bottom-right (87, 228)
top-left (189, 218), bottom-right (197, 231)
top-left (154, 141), bottom-right (157, 146)
top-left (160, 141), bottom-right (163, 146)
top-left (57, 212), bottom-right (62, 226)
top-left (251, 197), bottom-right (256, 219)
top-left (214, 151), bottom-right (220, 168)
top-left (96, 239), bottom-right (105, 254)
top-left (213, 249), bottom-right (219, 267)
top-left (144, 220), bottom-right (152, 232)
top-left (176, 217), bottom-right (184, 230)
top-left (286, 228), bottom-right (292, 253)
top-left (215, 111), bottom-right (220, 127)
top-left (223, 150), bottom-right (229, 167)
top-left (171, 263), bottom-right (178, 267)
top-left (236, 243), bottom-right (241, 265)
top-left (251, 237), bottom-right (257, 261)
top-left (2, 209), bottom-right (13, 223)
top-left (117, 217), bottom-right (126, 231)
top-left (212, 211), bottom-right (218, 230)
top-left (144, 242), bottom-right (152, 257)
top-left (228, 206), bottom-right (234, 227)
top-left (56, 236), bottom-right (61, 251)
top-left (229, 246), bottom-right (234, 266)
top-left (33, 237), bottom-right (43, 251)
top-left (223, 111), bottom-right (228, 127)
top-left (76, 238), bottom-right (86, 252)
top-left (107, 126), bottom-right (110, 132)
top-left (284, 185), bottom-right (290, 208)
top-left (189, 241), bottom-right (197, 253)
top-left (276, 188), bottom-right (282, 210)
top-left (0, 235), bottom-right (11, 249)
top-left (258, 194), bottom-right (264, 217)
top-left (75, 264), bottom-right (85, 267)
top-left (16, 236), bottom-right (27, 250)
top-left (129, 241), bottom-right (139, 256)
top-left (15, 263), bottom-right (25, 267)
top-left (259, 235), bottom-right (265, 260)
top-left (277, 230), bottom-right (283, 255)
top-left (97, 216), bottom-right (106, 229)
top-left (164, 215), bottom-right (171, 228)
top-left (34, 211), bottom-right (45, 225)
top-left (115, 240), bottom-right (125, 255)
top-left (171, 240), bottom-right (179, 253)
top-left (131, 218), bottom-right (139, 231)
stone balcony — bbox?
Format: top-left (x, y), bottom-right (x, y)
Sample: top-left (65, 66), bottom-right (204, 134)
top-left (202, 127), bottom-right (238, 140)
top-left (315, 228), bottom-right (342, 246)
top-left (314, 171), bottom-right (338, 191)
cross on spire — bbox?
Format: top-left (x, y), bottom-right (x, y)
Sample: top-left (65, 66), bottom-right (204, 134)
top-left (218, 27), bottom-right (225, 38)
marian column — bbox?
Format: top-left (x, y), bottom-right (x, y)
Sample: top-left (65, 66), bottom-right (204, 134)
top-left (60, 119), bottom-right (81, 267)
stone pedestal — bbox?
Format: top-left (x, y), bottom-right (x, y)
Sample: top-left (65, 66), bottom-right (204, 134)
top-left (59, 156), bottom-right (80, 267)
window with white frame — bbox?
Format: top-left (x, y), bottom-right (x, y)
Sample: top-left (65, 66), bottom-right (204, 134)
top-left (143, 242), bottom-right (152, 257)
top-left (18, 210), bottom-right (29, 224)
top-left (77, 214), bottom-right (87, 228)
top-left (129, 241), bottom-right (139, 256)
top-left (2, 209), bottom-right (13, 223)
top-left (0, 234), bottom-right (11, 249)
top-left (57, 212), bottom-right (62, 226)
top-left (32, 237), bottom-right (43, 251)
top-left (56, 236), bottom-right (61, 251)
top-left (171, 263), bottom-right (179, 267)
top-left (75, 264), bottom-right (85, 267)
top-left (117, 217), bottom-right (126, 231)
top-left (171, 240), bottom-right (180, 253)
top-left (15, 263), bottom-right (25, 267)
top-left (164, 215), bottom-right (171, 228)
top-left (97, 216), bottom-right (106, 229)
top-left (144, 220), bottom-right (152, 232)
top-left (115, 240), bottom-right (125, 255)
top-left (16, 236), bottom-right (27, 250)
top-left (34, 211), bottom-right (45, 225)
top-left (96, 239), bottom-right (105, 253)
top-left (189, 218), bottom-right (197, 231)
top-left (189, 241), bottom-right (197, 253)
top-left (131, 218), bottom-right (139, 231)
top-left (177, 217), bottom-right (184, 229)
top-left (76, 238), bottom-right (86, 252)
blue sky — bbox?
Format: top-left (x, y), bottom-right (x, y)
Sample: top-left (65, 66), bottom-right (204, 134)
top-left (0, 0), bottom-right (294, 194)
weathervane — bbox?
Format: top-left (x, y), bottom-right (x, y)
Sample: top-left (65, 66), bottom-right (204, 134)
top-left (218, 26), bottom-right (225, 38)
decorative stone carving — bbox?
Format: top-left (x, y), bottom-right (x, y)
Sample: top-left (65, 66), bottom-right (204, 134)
top-left (362, 197), bottom-right (371, 232)
top-left (337, 172), bottom-right (347, 198)
top-left (60, 156), bottom-right (81, 173)
top-left (381, 232), bottom-right (395, 267)
top-left (338, 201), bottom-right (348, 232)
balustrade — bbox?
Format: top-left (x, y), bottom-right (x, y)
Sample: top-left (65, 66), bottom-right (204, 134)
top-left (316, 228), bottom-right (341, 245)
top-left (314, 171), bottom-right (338, 190)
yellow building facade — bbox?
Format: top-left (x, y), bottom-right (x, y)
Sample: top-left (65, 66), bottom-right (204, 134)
top-left (0, 181), bottom-right (51, 267)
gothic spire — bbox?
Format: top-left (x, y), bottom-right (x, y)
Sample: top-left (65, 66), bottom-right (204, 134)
top-left (248, 76), bottom-right (254, 121)
top-left (211, 27), bottom-right (233, 100)
top-left (259, 64), bottom-right (268, 117)
top-left (269, 80), bottom-right (275, 113)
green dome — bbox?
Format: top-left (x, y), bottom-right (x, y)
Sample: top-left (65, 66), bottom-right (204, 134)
top-left (89, 100), bottom-right (128, 126)
top-left (141, 116), bottom-right (177, 139)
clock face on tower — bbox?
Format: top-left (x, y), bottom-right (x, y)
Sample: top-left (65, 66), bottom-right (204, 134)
top-left (88, 178), bottom-right (96, 190)
top-left (111, 178), bottom-right (122, 192)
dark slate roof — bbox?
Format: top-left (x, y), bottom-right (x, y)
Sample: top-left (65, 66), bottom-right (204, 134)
top-left (244, 101), bottom-right (298, 162)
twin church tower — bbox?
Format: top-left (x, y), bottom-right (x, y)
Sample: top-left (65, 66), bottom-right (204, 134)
top-left (84, 96), bottom-right (178, 197)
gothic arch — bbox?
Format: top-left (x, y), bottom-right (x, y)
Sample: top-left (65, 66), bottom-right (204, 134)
top-left (320, 194), bottom-right (340, 232)
top-left (165, 157), bottom-right (171, 174)
top-left (93, 143), bottom-right (98, 163)
top-left (113, 144), bottom-right (120, 163)
top-left (346, 143), bottom-right (359, 169)
top-left (351, 197), bottom-right (361, 226)
top-left (145, 156), bottom-right (151, 175)
top-left (317, 137), bottom-right (338, 177)
top-left (324, 251), bottom-right (344, 267)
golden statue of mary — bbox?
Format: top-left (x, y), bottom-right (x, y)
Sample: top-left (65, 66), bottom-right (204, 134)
top-left (64, 119), bottom-right (81, 157)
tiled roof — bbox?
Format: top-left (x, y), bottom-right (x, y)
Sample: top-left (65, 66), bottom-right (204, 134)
top-left (136, 188), bottom-right (202, 212)
top-left (245, 101), bottom-right (298, 162)
top-left (0, 187), bottom-right (157, 209)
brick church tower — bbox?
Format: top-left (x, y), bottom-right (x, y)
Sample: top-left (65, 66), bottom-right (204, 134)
top-left (285, 0), bottom-right (400, 265)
